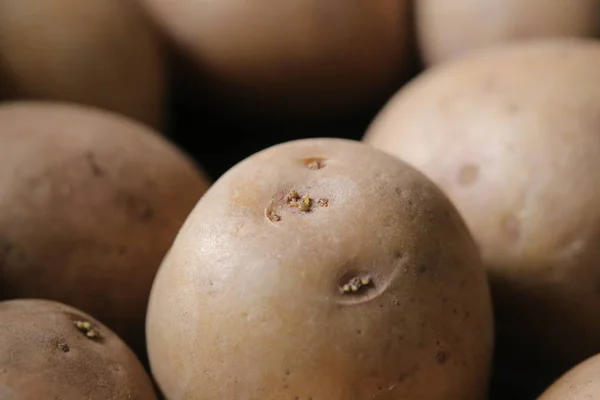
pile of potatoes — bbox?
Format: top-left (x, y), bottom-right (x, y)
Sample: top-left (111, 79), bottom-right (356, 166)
top-left (1, 1), bottom-right (600, 399)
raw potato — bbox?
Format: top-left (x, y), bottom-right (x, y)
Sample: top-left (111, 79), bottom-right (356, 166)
top-left (538, 354), bottom-right (600, 399)
top-left (416, 0), bottom-right (600, 65)
top-left (137, 0), bottom-right (414, 117)
top-left (0, 0), bottom-right (166, 129)
top-left (363, 38), bottom-right (600, 394)
top-left (0, 299), bottom-right (158, 400)
top-left (0, 101), bottom-right (210, 360)
top-left (146, 138), bottom-right (494, 400)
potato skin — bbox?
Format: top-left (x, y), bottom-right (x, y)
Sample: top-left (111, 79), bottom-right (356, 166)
top-left (416, 0), bottom-right (600, 65)
top-left (0, 299), bottom-right (157, 400)
top-left (146, 138), bottom-right (494, 400)
top-left (137, 0), bottom-right (413, 117)
top-left (0, 0), bottom-right (166, 129)
top-left (0, 101), bottom-right (210, 359)
top-left (538, 354), bottom-right (600, 399)
top-left (364, 38), bottom-right (600, 392)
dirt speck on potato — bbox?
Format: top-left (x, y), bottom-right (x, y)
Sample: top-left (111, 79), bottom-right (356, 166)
top-left (436, 351), bottom-right (450, 364)
top-left (57, 342), bottom-right (70, 352)
top-left (457, 164), bottom-right (479, 185)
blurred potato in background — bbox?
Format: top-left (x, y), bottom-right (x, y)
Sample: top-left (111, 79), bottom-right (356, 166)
top-left (0, 0), bottom-right (167, 129)
top-left (416, 0), bottom-right (600, 65)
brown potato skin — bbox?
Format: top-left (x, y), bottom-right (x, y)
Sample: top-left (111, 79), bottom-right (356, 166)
top-left (364, 38), bottom-right (600, 393)
top-left (416, 0), bottom-right (600, 66)
top-left (0, 299), bottom-right (158, 400)
top-left (0, 0), bottom-right (166, 129)
top-left (146, 138), bottom-right (494, 400)
top-left (538, 354), bottom-right (600, 399)
top-left (136, 0), bottom-right (414, 117)
top-left (0, 101), bottom-right (210, 360)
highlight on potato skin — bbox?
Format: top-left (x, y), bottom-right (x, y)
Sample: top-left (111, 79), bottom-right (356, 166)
top-left (146, 137), bottom-right (494, 400)
top-left (0, 299), bottom-right (158, 400)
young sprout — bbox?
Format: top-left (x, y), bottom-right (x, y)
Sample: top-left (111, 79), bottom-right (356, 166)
top-left (266, 209), bottom-right (281, 222)
top-left (297, 194), bottom-right (311, 211)
top-left (318, 198), bottom-right (329, 207)
top-left (307, 160), bottom-right (322, 170)
top-left (74, 320), bottom-right (99, 339)
top-left (341, 276), bottom-right (373, 294)
top-left (287, 190), bottom-right (313, 212)
top-left (286, 190), bottom-right (300, 202)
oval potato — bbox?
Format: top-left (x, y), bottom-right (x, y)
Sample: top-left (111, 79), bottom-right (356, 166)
top-left (0, 101), bottom-right (210, 359)
top-left (363, 38), bottom-right (600, 393)
top-left (137, 0), bottom-right (414, 117)
top-left (0, 299), bottom-right (157, 399)
top-left (146, 138), bottom-right (494, 400)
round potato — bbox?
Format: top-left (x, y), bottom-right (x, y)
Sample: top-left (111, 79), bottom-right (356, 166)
top-left (0, 0), bottom-right (166, 128)
top-left (416, 0), bottom-right (600, 66)
top-left (538, 354), bottom-right (600, 399)
top-left (0, 299), bottom-right (157, 399)
top-left (0, 101), bottom-right (210, 360)
top-left (137, 0), bottom-right (414, 117)
top-left (363, 38), bottom-right (600, 393)
top-left (146, 138), bottom-right (494, 400)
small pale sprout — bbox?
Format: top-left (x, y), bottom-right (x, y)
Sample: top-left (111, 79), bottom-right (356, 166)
top-left (86, 330), bottom-right (98, 338)
top-left (74, 320), bottom-right (99, 339)
top-left (340, 275), bottom-right (373, 295)
top-left (286, 190), bottom-right (300, 202)
top-left (297, 195), bottom-right (311, 212)
top-left (266, 208), bottom-right (281, 222)
top-left (318, 198), bottom-right (329, 207)
top-left (306, 159), bottom-right (324, 170)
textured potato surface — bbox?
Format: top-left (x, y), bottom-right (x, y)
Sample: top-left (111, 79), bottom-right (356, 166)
top-left (147, 138), bottom-right (494, 400)
top-left (0, 299), bottom-right (157, 400)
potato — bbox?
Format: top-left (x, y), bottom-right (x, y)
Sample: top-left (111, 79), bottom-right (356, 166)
top-left (538, 354), bottom-right (600, 399)
top-left (0, 0), bottom-right (166, 129)
top-left (0, 101), bottom-right (210, 360)
top-left (136, 0), bottom-right (414, 117)
top-left (0, 299), bottom-right (157, 399)
top-left (363, 38), bottom-right (600, 394)
top-left (416, 0), bottom-right (600, 65)
top-left (146, 138), bottom-right (494, 400)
